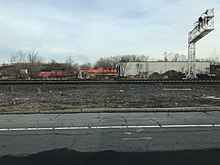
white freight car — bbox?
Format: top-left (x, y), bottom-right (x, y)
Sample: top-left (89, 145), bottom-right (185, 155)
top-left (116, 61), bottom-right (210, 77)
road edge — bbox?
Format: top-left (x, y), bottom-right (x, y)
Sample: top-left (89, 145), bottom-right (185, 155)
top-left (0, 107), bottom-right (220, 114)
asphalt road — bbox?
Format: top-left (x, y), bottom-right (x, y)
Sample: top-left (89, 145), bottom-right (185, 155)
top-left (0, 111), bottom-right (219, 157)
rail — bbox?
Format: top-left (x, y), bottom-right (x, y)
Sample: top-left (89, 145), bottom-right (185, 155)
top-left (1, 79), bottom-right (220, 85)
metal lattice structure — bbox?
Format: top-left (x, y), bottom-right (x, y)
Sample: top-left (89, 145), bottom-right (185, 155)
top-left (187, 8), bottom-right (214, 79)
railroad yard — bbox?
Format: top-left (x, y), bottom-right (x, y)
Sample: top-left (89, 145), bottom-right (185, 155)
top-left (0, 82), bottom-right (220, 112)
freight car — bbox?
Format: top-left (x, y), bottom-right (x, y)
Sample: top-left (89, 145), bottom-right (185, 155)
top-left (38, 69), bottom-right (76, 79)
top-left (78, 68), bottom-right (117, 80)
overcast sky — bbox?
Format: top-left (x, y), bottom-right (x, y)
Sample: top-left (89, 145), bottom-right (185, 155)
top-left (0, 0), bottom-right (219, 64)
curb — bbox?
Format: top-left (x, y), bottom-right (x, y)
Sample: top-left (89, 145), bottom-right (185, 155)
top-left (0, 107), bottom-right (220, 115)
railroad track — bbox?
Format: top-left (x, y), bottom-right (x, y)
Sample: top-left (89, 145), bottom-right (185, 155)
top-left (1, 79), bottom-right (220, 84)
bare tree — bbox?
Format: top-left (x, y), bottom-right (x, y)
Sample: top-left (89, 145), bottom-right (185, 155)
top-left (163, 52), bottom-right (187, 61)
top-left (94, 58), bottom-right (112, 69)
top-left (163, 52), bottom-right (168, 61)
top-left (65, 55), bottom-right (75, 67)
top-left (137, 55), bottom-right (149, 61)
top-left (8, 49), bottom-right (44, 79)
top-left (179, 54), bottom-right (187, 61)
top-left (27, 49), bottom-right (43, 78)
top-left (28, 49), bottom-right (40, 63)
top-left (47, 59), bottom-right (60, 69)
top-left (10, 50), bottom-right (26, 64)
top-left (65, 55), bottom-right (79, 73)
top-left (9, 50), bottom-right (27, 79)
top-left (172, 53), bottom-right (180, 61)
top-left (94, 55), bottom-right (149, 69)
top-left (119, 54), bottom-right (149, 62)
top-left (80, 63), bottom-right (92, 69)
top-left (206, 56), bottom-right (220, 64)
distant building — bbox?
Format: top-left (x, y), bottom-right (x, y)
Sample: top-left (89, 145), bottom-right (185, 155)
top-left (116, 61), bottom-right (210, 77)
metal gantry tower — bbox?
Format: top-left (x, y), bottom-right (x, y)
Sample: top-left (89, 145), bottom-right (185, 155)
top-left (187, 8), bottom-right (214, 79)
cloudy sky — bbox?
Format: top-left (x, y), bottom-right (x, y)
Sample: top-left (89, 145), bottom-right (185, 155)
top-left (0, 0), bottom-right (219, 64)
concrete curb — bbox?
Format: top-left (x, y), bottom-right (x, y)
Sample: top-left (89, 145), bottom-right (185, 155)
top-left (0, 107), bottom-right (220, 114)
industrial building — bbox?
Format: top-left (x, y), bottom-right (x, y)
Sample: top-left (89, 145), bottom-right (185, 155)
top-left (116, 61), bottom-right (210, 78)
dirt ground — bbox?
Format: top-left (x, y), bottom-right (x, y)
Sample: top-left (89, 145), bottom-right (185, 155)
top-left (0, 83), bottom-right (220, 112)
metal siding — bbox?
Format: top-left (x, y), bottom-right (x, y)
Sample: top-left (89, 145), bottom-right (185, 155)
top-left (117, 62), bottom-right (210, 76)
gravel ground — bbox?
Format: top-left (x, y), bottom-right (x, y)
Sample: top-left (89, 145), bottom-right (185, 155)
top-left (0, 83), bottom-right (220, 112)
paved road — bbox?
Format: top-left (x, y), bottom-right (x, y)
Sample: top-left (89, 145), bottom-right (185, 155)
top-left (0, 111), bottom-right (219, 157)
